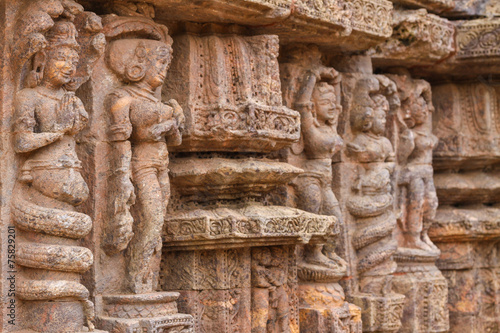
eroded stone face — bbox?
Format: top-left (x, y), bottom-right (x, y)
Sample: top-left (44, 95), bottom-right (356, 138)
top-left (1, 0), bottom-right (497, 332)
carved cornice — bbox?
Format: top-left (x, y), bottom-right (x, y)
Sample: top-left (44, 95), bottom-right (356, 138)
top-left (371, 9), bottom-right (455, 66)
top-left (350, 0), bottom-right (393, 38)
top-left (163, 206), bottom-right (338, 250)
top-left (456, 18), bottom-right (500, 59)
top-left (389, 0), bottom-right (454, 14)
top-left (429, 206), bottom-right (500, 242)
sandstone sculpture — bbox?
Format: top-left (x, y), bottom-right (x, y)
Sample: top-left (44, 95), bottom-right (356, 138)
top-left (104, 28), bottom-right (184, 294)
top-left (10, 1), bottom-right (104, 331)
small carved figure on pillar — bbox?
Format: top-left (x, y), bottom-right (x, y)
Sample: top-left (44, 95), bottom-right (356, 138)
top-left (105, 35), bottom-right (185, 293)
top-left (281, 46), bottom-right (347, 279)
top-left (251, 247), bottom-right (290, 333)
top-left (396, 81), bottom-right (439, 254)
top-left (346, 78), bottom-right (398, 296)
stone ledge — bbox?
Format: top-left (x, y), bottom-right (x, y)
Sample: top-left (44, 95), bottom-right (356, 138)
top-left (371, 9), bottom-right (455, 67)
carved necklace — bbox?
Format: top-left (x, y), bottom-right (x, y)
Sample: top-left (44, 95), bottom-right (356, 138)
top-left (35, 86), bottom-right (66, 101)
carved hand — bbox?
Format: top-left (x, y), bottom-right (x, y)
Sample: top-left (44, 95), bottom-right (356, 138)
top-left (295, 71), bottom-right (317, 105)
top-left (151, 120), bottom-right (176, 140)
top-left (166, 99), bottom-right (185, 131)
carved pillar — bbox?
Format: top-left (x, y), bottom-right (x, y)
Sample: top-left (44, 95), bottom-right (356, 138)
top-left (79, 13), bottom-right (193, 333)
top-left (430, 80), bottom-right (500, 332)
top-left (159, 31), bottom-right (340, 332)
top-left (386, 73), bottom-right (449, 333)
top-left (8, 1), bottom-right (105, 331)
top-left (332, 56), bottom-right (405, 333)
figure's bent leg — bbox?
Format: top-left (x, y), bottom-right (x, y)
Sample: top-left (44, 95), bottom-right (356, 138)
top-left (404, 177), bottom-right (432, 251)
top-left (422, 174), bottom-right (439, 252)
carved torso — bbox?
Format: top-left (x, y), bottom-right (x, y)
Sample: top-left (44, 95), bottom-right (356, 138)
top-left (303, 122), bottom-right (343, 160)
top-left (407, 129), bottom-right (437, 165)
top-left (121, 87), bottom-right (174, 143)
top-left (347, 132), bottom-right (394, 164)
top-left (14, 87), bottom-right (86, 168)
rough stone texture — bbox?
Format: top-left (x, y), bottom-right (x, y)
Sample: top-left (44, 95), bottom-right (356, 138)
top-left (370, 9), bottom-right (455, 67)
top-left (430, 81), bottom-right (500, 333)
top-left (0, 0), bottom-right (498, 333)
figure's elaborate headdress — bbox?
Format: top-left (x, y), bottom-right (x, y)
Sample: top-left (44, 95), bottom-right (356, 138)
top-left (103, 16), bottom-right (173, 82)
top-left (46, 21), bottom-right (80, 50)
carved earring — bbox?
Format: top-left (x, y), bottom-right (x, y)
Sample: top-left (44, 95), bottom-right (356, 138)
top-left (125, 64), bottom-right (146, 82)
top-left (26, 52), bottom-right (46, 88)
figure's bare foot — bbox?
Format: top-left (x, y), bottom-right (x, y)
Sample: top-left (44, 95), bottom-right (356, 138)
top-left (403, 234), bottom-right (434, 252)
top-left (421, 232), bottom-right (440, 254)
top-left (303, 245), bottom-right (347, 272)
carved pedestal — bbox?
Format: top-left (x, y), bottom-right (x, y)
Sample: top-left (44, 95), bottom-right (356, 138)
top-left (96, 293), bottom-right (193, 332)
top-left (350, 293), bottom-right (405, 333)
top-left (298, 283), bottom-right (362, 333)
top-left (392, 252), bottom-right (449, 333)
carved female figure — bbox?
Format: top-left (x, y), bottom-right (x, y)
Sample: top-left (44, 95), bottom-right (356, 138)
top-left (346, 82), bottom-right (398, 295)
top-left (14, 22), bottom-right (89, 204)
top-left (106, 38), bottom-right (184, 293)
top-left (12, 20), bottom-right (97, 331)
top-left (292, 71), bottom-right (347, 275)
top-left (397, 82), bottom-right (439, 253)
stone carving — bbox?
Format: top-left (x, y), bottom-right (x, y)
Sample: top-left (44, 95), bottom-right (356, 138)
top-left (1, 0), bottom-right (498, 331)
top-left (345, 76), bottom-right (398, 296)
top-left (349, 0), bottom-right (393, 38)
top-left (429, 80), bottom-right (500, 333)
top-left (280, 45), bottom-right (347, 281)
top-left (164, 33), bottom-right (300, 152)
top-left (370, 9), bottom-right (455, 67)
top-left (390, 76), bottom-right (439, 254)
top-left (279, 45), bottom-right (361, 333)
top-left (11, 1), bottom-right (104, 331)
top-left (251, 247), bottom-right (290, 333)
top-left (89, 15), bottom-right (194, 332)
top-left (456, 18), bottom-right (500, 59)
top-left (334, 66), bottom-right (405, 333)
top-left (387, 74), bottom-right (449, 333)
top-left (103, 17), bottom-right (183, 294)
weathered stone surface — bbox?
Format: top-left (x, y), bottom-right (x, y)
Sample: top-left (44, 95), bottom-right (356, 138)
top-left (390, 17), bottom-right (500, 80)
top-left (431, 77), bottom-right (500, 333)
top-left (371, 9), bottom-right (455, 67)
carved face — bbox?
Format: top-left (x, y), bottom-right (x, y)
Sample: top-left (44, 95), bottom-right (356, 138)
top-left (371, 108), bottom-right (387, 135)
top-left (408, 96), bottom-right (428, 126)
top-left (371, 99), bottom-right (388, 136)
top-left (43, 46), bottom-right (79, 87)
top-left (313, 84), bottom-right (340, 125)
top-left (143, 47), bottom-right (172, 89)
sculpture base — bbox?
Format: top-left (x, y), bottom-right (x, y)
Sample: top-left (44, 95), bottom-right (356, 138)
top-left (393, 250), bottom-right (449, 333)
top-left (21, 301), bottom-right (91, 333)
top-left (96, 292), bottom-right (193, 333)
top-left (299, 283), bottom-right (362, 333)
top-left (350, 293), bottom-right (405, 333)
